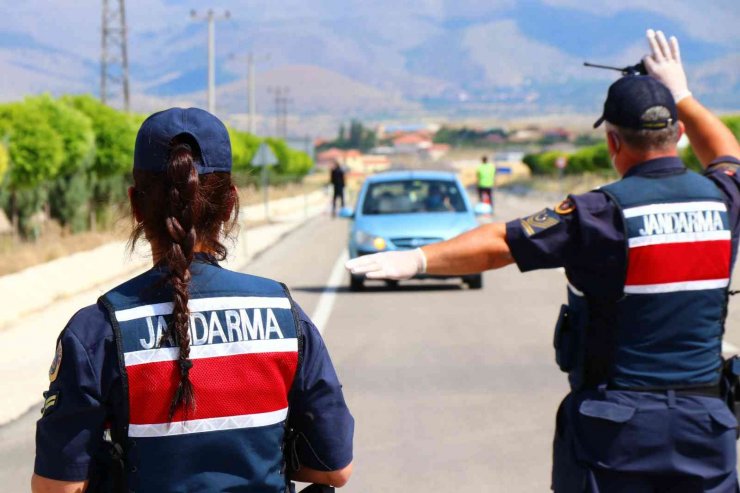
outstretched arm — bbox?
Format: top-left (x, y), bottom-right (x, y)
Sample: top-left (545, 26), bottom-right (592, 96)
top-left (345, 223), bottom-right (513, 280)
top-left (643, 29), bottom-right (740, 167)
top-left (423, 223), bottom-right (513, 275)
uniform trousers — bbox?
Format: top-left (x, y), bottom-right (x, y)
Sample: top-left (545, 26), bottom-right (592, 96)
top-left (552, 388), bottom-right (739, 493)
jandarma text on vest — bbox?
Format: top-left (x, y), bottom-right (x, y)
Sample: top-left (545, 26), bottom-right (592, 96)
top-left (139, 308), bottom-right (285, 350)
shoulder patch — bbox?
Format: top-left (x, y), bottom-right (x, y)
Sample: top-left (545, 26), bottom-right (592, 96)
top-left (555, 198), bottom-right (576, 215)
top-left (48, 339), bottom-right (62, 383)
top-left (520, 209), bottom-right (561, 236)
top-left (708, 161), bottom-right (740, 177)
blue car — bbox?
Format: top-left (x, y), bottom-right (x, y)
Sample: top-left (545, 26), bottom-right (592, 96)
top-left (340, 170), bottom-right (486, 291)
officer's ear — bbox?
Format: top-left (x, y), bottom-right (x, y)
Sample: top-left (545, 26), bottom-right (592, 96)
top-left (676, 120), bottom-right (685, 143)
top-left (607, 131), bottom-right (621, 155)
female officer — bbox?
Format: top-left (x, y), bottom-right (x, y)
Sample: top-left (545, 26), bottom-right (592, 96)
top-left (31, 108), bottom-right (354, 493)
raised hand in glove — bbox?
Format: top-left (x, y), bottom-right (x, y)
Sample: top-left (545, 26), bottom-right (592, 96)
top-left (345, 248), bottom-right (427, 281)
top-left (643, 29), bottom-right (692, 103)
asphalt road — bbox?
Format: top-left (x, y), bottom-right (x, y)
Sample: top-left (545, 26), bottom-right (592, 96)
top-left (5, 191), bottom-right (740, 492)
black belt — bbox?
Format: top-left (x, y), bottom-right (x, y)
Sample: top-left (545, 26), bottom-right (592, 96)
top-left (607, 384), bottom-right (722, 398)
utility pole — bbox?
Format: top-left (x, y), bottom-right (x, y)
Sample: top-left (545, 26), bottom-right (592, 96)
top-left (231, 53), bottom-right (270, 135)
top-left (268, 86), bottom-right (292, 138)
top-left (100, 0), bottom-right (130, 111)
top-left (191, 9), bottom-right (231, 114)
top-left (248, 54), bottom-right (257, 134)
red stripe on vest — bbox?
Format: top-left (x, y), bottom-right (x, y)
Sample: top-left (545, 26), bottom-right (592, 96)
top-left (626, 240), bottom-right (731, 286)
top-left (127, 351), bottom-right (298, 424)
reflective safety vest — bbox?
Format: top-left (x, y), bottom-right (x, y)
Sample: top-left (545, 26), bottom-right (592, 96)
top-left (477, 163), bottom-right (496, 188)
top-left (554, 168), bottom-right (734, 390)
top-left (99, 259), bottom-right (301, 493)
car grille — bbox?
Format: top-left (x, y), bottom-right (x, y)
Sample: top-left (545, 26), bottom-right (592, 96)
top-left (390, 237), bottom-right (443, 249)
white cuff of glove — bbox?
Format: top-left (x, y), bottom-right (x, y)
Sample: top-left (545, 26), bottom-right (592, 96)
top-left (415, 248), bottom-right (428, 274)
top-left (673, 90), bottom-right (692, 104)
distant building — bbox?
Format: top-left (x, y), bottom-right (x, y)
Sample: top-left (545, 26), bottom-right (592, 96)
top-left (316, 148), bottom-right (364, 171)
top-left (421, 144), bottom-right (451, 161)
top-left (361, 154), bottom-right (391, 173)
top-left (377, 123), bottom-right (440, 139)
top-left (508, 128), bottom-right (543, 143)
top-left (392, 133), bottom-right (433, 153)
top-left (494, 151), bottom-right (525, 163)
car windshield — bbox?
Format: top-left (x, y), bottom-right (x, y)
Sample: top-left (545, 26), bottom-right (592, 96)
top-left (361, 179), bottom-right (467, 215)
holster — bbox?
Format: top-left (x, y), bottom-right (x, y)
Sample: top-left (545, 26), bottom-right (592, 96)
top-left (86, 439), bottom-right (126, 493)
top-left (554, 305), bottom-right (576, 373)
top-left (721, 356), bottom-right (740, 438)
top-left (284, 427), bottom-right (336, 493)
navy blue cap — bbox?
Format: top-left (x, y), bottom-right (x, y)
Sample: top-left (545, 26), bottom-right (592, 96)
top-left (594, 76), bottom-right (677, 130)
top-left (134, 107), bottom-right (232, 174)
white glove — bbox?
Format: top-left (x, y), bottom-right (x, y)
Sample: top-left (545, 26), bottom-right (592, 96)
top-left (643, 29), bottom-right (692, 103)
top-left (345, 248), bottom-right (427, 281)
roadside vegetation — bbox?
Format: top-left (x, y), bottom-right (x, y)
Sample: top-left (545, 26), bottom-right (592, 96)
top-left (0, 95), bottom-right (316, 275)
top-left (0, 95), bottom-right (314, 242)
top-left (522, 115), bottom-right (740, 176)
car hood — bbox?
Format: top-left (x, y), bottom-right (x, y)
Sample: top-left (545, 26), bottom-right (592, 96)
top-left (354, 212), bottom-right (478, 239)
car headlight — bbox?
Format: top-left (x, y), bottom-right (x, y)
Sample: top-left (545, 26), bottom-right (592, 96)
top-left (354, 230), bottom-right (387, 250)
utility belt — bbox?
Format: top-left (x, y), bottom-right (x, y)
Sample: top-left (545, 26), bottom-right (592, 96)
top-left (554, 304), bottom-right (740, 436)
top-left (606, 383), bottom-right (722, 398)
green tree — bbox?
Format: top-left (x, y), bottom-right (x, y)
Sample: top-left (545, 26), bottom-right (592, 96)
top-left (0, 102), bottom-right (64, 190)
top-left (681, 115), bottom-right (740, 171)
top-left (0, 143), bottom-right (8, 183)
top-left (61, 95), bottom-right (136, 228)
top-left (0, 101), bottom-right (65, 238)
top-left (264, 138), bottom-right (313, 178)
top-left (26, 95), bottom-right (96, 232)
top-left (228, 128), bottom-right (262, 171)
top-left (61, 95), bottom-right (136, 178)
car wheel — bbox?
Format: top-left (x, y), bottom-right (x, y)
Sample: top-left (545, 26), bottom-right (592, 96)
top-left (350, 275), bottom-right (365, 292)
top-left (464, 274), bottom-right (483, 290)
top-left (385, 280), bottom-right (399, 289)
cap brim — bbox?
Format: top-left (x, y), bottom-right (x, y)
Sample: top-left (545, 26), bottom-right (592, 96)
top-left (593, 115), bottom-right (605, 128)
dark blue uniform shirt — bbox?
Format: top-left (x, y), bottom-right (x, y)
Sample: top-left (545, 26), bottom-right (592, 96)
top-left (506, 156), bottom-right (740, 297)
top-left (34, 298), bottom-right (354, 481)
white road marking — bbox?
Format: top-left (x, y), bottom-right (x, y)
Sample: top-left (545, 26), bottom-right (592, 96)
top-left (311, 249), bottom-right (349, 334)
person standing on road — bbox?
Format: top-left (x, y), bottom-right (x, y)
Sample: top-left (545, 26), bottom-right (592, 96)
top-left (32, 108), bottom-right (354, 493)
top-left (476, 155), bottom-right (496, 207)
top-left (347, 30), bottom-right (740, 492)
top-left (330, 160), bottom-right (346, 217)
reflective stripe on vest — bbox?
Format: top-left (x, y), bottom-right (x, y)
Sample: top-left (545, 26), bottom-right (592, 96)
top-left (101, 262), bottom-right (299, 492)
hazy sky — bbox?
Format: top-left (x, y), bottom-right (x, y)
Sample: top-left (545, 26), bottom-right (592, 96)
top-left (0, 0), bottom-right (737, 117)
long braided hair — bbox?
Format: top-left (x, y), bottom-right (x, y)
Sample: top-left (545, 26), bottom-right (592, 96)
top-left (130, 135), bottom-right (238, 419)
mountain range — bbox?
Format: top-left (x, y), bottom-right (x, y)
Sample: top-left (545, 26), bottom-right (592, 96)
top-left (1, 0), bottom-right (738, 135)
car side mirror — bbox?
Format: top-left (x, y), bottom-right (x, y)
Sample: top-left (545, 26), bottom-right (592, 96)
top-left (474, 203), bottom-right (492, 216)
top-left (338, 207), bottom-right (354, 219)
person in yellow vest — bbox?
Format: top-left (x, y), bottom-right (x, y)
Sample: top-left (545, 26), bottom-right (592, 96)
top-left (476, 155), bottom-right (496, 208)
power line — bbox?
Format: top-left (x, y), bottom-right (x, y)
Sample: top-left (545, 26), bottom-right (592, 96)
top-left (100, 0), bottom-right (130, 111)
top-left (191, 9), bottom-right (231, 114)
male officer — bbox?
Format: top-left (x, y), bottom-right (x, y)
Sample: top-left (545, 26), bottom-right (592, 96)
top-left (347, 30), bottom-right (740, 492)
